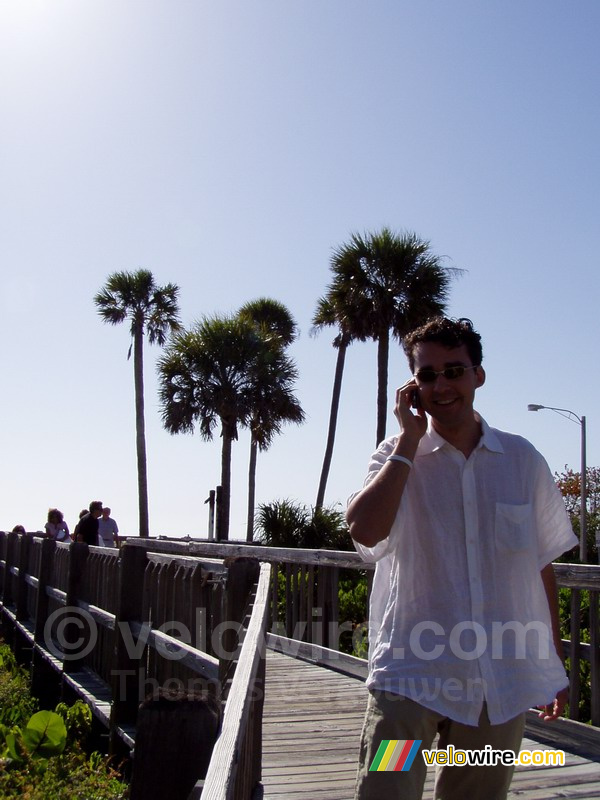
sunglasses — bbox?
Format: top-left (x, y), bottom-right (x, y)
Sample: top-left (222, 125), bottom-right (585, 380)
top-left (414, 364), bottom-right (479, 383)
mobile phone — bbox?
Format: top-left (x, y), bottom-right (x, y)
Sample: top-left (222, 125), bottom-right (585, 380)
top-left (411, 389), bottom-right (421, 410)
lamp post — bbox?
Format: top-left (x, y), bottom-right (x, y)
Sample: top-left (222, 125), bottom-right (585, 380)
top-left (527, 404), bottom-right (587, 562)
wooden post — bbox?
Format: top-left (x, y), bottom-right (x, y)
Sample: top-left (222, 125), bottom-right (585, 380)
top-left (2, 530), bottom-right (19, 607)
top-left (0, 531), bottom-right (7, 596)
top-left (205, 489), bottom-right (215, 541)
top-left (590, 589), bottom-right (600, 725)
top-left (218, 557), bottom-right (260, 694)
top-left (1, 531), bottom-right (19, 646)
top-left (316, 566), bottom-right (326, 647)
top-left (270, 562), bottom-right (280, 635)
top-left (62, 542), bottom-right (90, 678)
top-left (110, 543), bottom-right (148, 752)
top-left (285, 562), bottom-right (292, 638)
top-left (215, 485), bottom-right (223, 542)
top-left (569, 588), bottom-right (582, 720)
top-left (31, 537), bottom-right (61, 708)
top-left (16, 533), bottom-right (33, 621)
top-left (330, 565), bottom-right (340, 650)
top-left (129, 689), bottom-right (220, 800)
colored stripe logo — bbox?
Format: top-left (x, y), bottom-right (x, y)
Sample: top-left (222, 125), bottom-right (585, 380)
top-left (369, 739), bottom-right (422, 772)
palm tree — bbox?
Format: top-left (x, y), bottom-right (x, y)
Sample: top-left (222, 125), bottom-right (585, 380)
top-left (246, 348), bottom-right (305, 542)
top-left (94, 269), bottom-right (181, 538)
top-left (311, 296), bottom-right (365, 509)
top-left (238, 297), bottom-right (298, 347)
top-left (237, 299), bottom-right (305, 541)
top-left (158, 315), bottom-right (277, 541)
top-left (313, 228), bottom-right (461, 506)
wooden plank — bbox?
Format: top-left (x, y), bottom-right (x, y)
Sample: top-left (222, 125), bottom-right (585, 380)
top-left (7, 611), bottom-right (36, 641)
top-left (267, 633), bottom-right (368, 680)
top-left (146, 551), bottom-right (228, 575)
top-left (76, 600), bottom-right (116, 631)
top-left (261, 652), bottom-right (365, 799)
top-left (62, 666), bottom-right (112, 727)
top-left (25, 573), bottom-right (39, 589)
top-left (128, 620), bottom-right (219, 682)
top-left (525, 710), bottom-right (600, 760)
top-left (554, 563), bottom-right (600, 590)
top-left (260, 651), bottom-right (600, 800)
top-left (125, 537), bottom-right (372, 570)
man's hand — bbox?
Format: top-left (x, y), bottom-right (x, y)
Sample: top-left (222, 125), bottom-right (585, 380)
top-left (347, 379), bottom-right (426, 549)
top-left (393, 380), bottom-right (427, 443)
top-left (537, 687), bottom-right (568, 721)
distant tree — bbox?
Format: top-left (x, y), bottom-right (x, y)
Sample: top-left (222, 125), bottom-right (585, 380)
top-left (94, 269), bottom-right (181, 537)
top-left (158, 314), bottom-right (291, 541)
top-left (312, 228), bottom-right (461, 507)
top-left (555, 465), bottom-right (600, 562)
top-left (237, 299), bottom-right (305, 541)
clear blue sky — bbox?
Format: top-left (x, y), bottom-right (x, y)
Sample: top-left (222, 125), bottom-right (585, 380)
top-left (1, 1), bottom-right (598, 540)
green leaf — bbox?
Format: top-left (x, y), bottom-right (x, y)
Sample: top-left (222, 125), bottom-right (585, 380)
top-left (22, 710), bottom-right (67, 758)
top-left (5, 731), bottom-right (24, 762)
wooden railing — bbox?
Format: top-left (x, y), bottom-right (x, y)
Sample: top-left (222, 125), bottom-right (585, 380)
top-left (160, 541), bottom-right (600, 728)
top-left (0, 531), bottom-right (270, 800)
top-left (553, 563), bottom-right (600, 726)
top-left (1, 532), bottom-right (599, 795)
top-left (198, 562), bottom-right (270, 800)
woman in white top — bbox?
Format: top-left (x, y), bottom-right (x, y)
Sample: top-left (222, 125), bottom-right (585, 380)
top-left (44, 508), bottom-right (70, 542)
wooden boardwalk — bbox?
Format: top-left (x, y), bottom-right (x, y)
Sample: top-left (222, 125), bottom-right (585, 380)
top-left (261, 651), bottom-right (600, 800)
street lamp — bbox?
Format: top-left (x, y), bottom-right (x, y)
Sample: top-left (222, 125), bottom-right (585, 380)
top-left (527, 404), bottom-right (587, 562)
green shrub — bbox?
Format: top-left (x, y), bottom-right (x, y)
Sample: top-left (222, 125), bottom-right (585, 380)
top-left (0, 645), bottom-right (38, 727)
top-left (256, 499), bottom-right (353, 550)
top-left (558, 586), bottom-right (591, 722)
top-left (0, 642), bottom-right (127, 799)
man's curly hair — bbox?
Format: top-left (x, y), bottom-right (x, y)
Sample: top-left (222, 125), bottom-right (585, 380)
top-left (402, 317), bottom-right (483, 373)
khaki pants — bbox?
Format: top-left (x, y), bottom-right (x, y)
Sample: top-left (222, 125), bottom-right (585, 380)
top-left (355, 691), bottom-right (525, 800)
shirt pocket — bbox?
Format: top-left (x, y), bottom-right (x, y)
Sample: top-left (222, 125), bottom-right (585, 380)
top-left (495, 502), bottom-right (532, 552)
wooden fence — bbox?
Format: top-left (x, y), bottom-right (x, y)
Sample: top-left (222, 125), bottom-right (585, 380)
top-left (157, 540), bottom-right (600, 728)
top-left (1, 532), bottom-right (599, 796)
top-left (0, 531), bottom-right (270, 800)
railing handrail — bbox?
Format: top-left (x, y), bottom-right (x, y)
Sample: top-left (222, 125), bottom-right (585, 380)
top-left (198, 562), bottom-right (271, 800)
top-left (0, 531), bottom-right (272, 798)
top-left (552, 562), bottom-right (600, 589)
top-left (125, 537), bottom-right (369, 570)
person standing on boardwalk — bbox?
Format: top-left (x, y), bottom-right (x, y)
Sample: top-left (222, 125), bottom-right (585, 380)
top-left (98, 506), bottom-right (119, 547)
top-left (75, 501), bottom-right (103, 545)
top-left (347, 317), bottom-right (577, 800)
top-left (44, 508), bottom-right (70, 542)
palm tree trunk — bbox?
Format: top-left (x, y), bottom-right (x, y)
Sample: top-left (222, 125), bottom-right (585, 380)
top-left (316, 342), bottom-right (347, 509)
top-left (134, 326), bottom-right (150, 537)
top-left (246, 436), bottom-right (258, 542)
top-left (376, 329), bottom-right (390, 447)
top-left (219, 425), bottom-right (233, 541)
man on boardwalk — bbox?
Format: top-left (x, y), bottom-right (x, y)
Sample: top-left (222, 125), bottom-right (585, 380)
top-left (98, 507), bottom-right (119, 547)
top-left (75, 501), bottom-right (103, 546)
top-left (347, 317), bottom-right (577, 800)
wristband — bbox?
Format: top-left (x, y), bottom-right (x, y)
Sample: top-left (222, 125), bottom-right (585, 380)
top-left (386, 454), bottom-right (413, 469)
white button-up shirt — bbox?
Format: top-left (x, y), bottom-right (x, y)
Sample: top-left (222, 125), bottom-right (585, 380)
top-left (354, 415), bottom-right (578, 725)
